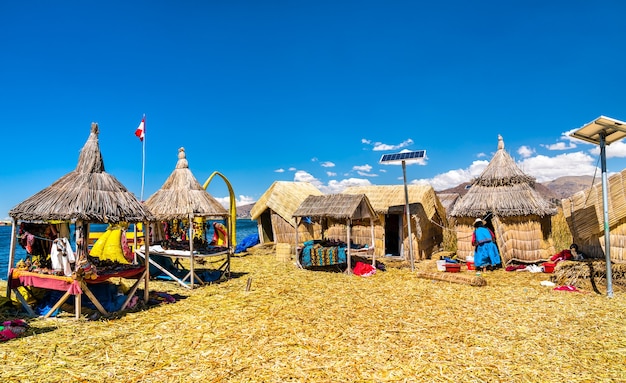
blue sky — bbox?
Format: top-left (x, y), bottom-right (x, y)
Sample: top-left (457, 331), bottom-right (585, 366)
top-left (2, 1), bottom-right (626, 220)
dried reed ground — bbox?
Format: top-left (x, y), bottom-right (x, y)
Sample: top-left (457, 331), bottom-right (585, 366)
top-left (0, 247), bottom-right (625, 383)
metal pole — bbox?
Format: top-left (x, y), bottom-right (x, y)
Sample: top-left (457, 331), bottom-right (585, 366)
top-left (599, 133), bottom-right (614, 298)
top-left (402, 161), bottom-right (414, 271)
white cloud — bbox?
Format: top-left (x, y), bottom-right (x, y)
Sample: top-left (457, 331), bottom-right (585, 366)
top-left (519, 152), bottom-right (598, 182)
top-left (477, 152), bottom-right (487, 158)
top-left (417, 160), bottom-right (488, 191)
top-left (357, 171), bottom-right (378, 177)
top-left (372, 138), bottom-right (414, 151)
top-left (517, 145), bottom-right (535, 158)
top-left (543, 142), bottom-right (577, 150)
top-left (421, 149), bottom-right (602, 191)
top-left (321, 161), bottom-right (335, 168)
top-left (215, 194), bottom-right (256, 208)
top-left (274, 168), bottom-right (285, 173)
top-left (322, 178), bottom-right (372, 194)
top-left (294, 170), bottom-right (324, 189)
top-left (361, 138), bottom-right (371, 144)
top-left (288, 167), bottom-right (297, 172)
top-left (311, 157), bottom-right (318, 162)
top-left (326, 171), bottom-right (337, 177)
top-left (590, 140), bottom-right (626, 159)
top-left (353, 164), bottom-right (372, 172)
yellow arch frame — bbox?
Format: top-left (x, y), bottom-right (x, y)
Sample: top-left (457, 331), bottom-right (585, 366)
top-left (202, 171), bottom-right (237, 246)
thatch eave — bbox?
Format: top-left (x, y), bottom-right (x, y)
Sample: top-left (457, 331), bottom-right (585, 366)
top-left (292, 194), bottom-right (377, 221)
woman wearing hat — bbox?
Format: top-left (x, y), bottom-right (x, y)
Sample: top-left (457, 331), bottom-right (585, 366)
top-left (471, 218), bottom-right (501, 272)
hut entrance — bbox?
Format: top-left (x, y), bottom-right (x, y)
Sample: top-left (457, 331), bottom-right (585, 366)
top-left (260, 210), bottom-right (274, 242)
top-left (385, 213), bottom-right (401, 256)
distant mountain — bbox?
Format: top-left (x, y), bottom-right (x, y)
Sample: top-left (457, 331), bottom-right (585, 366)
top-left (437, 175), bottom-right (597, 202)
top-left (235, 203), bottom-right (254, 219)
top-left (542, 175), bottom-right (599, 200)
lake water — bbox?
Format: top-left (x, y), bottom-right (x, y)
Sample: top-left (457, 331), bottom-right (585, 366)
top-left (0, 219), bottom-right (258, 280)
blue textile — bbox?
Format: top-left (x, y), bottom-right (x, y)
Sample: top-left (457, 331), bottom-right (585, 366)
top-left (235, 233), bottom-right (260, 253)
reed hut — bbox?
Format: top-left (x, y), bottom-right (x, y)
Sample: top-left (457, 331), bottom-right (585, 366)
top-left (450, 135), bottom-right (557, 264)
top-left (7, 122), bottom-right (153, 317)
top-left (562, 167), bottom-right (626, 262)
top-left (142, 147), bottom-right (231, 287)
top-left (250, 181), bottom-right (323, 245)
top-left (341, 184), bottom-right (447, 261)
top-left (292, 193), bottom-right (378, 271)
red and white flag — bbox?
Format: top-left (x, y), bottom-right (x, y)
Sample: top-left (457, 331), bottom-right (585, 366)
top-left (135, 116), bottom-right (145, 141)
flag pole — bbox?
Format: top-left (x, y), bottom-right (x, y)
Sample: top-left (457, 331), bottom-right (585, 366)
top-left (140, 114), bottom-right (146, 201)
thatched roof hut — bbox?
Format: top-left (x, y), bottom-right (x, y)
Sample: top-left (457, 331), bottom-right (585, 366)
top-left (9, 123), bottom-right (152, 223)
top-left (450, 135), bottom-right (557, 264)
top-left (142, 147), bottom-right (230, 287)
top-left (6, 122), bottom-right (153, 313)
top-left (250, 181), bottom-right (323, 245)
top-left (562, 168), bottom-right (626, 262)
top-left (143, 147), bottom-right (228, 221)
top-left (293, 193), bottom-right (378, 271)
top-left (341, 184), bottom-right (446, 261)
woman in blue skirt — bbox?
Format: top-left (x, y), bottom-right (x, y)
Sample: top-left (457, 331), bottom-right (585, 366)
top-left (471, 218), bottom-right (501, 271)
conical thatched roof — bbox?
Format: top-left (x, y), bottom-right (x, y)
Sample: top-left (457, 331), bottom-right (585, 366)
top-left (292, 194), bottom-right (377, 221)
top-left (450, 135), bottom-right (557, 218)
top-left (9, 123), bottom-right (152, 223)
top-left (250, 181), bottom-right (323, 223)
top-left (143, 147), bottom-right (228, 221)
top-left (342, 184), bottom-right (444, 220)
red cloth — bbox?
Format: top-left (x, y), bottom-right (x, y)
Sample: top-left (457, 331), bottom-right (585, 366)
top-left (554, 285), bottom-right (579, 292)
top-left (550, 249), bottom-right (572, 262)
top-left (10, 269), bottom-right (82, 295)
top-left (353, 261), bottom-right (376, 277)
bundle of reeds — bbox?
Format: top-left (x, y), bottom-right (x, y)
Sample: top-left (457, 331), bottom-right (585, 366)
top-left (553, 260), bottom-right (626, 292)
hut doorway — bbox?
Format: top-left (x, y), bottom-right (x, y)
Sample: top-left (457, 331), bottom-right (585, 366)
top-left (385, 213), bottom-right (401, 256)
top-left (260, 210), bottom-right (274, 243)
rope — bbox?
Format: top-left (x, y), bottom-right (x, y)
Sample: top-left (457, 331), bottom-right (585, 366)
top-left (16, 233), bottom-right (55, 243)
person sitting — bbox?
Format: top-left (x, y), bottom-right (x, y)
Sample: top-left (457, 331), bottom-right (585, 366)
top-left (550, 243), bottom-right (585, 263)
top-left (471, 218), bottom-right (501, 272)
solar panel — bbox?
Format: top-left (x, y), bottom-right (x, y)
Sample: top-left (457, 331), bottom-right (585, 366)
top-left (379, 150), bottom-right (426, 163)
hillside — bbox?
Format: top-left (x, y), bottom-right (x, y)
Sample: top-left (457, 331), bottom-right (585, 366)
top-left (437, 175), bottom-right (597, 202)
top-left (235, 203), bottom-right (254, 218)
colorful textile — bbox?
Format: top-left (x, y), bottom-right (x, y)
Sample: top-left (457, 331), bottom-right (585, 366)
top-left (300, 241), bottom-right (347, 267)
top-left (0, 320), bottom-right (28, 342)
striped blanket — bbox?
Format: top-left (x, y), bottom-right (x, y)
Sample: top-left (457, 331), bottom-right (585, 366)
top-left (300, 241), bottom-right (347, 267)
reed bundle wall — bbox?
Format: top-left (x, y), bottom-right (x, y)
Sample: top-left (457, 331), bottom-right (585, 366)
top-left (563, 169), bottom-right (626, 262)
top-left (325, 212), bottom-right (443, 260)
top-left (271, 212), bottom-right (320, 244)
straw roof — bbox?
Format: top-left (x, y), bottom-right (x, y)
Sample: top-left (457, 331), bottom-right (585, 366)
top-left (250, 181), bottom-right (323, 223)
top-left (292, 194), bottom-right (377, 221)
top-left (342, 184), bottom-right (443, 219)
top-left (143, 147), bottom-right (228, 221)
top-left (9, 123), bottom-right (152, 223)
top-left (450, 135), bottom-right (557, 218)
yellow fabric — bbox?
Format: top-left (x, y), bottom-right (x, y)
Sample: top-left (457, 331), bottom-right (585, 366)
top-left (90, 227), bottom-right (130, 264)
